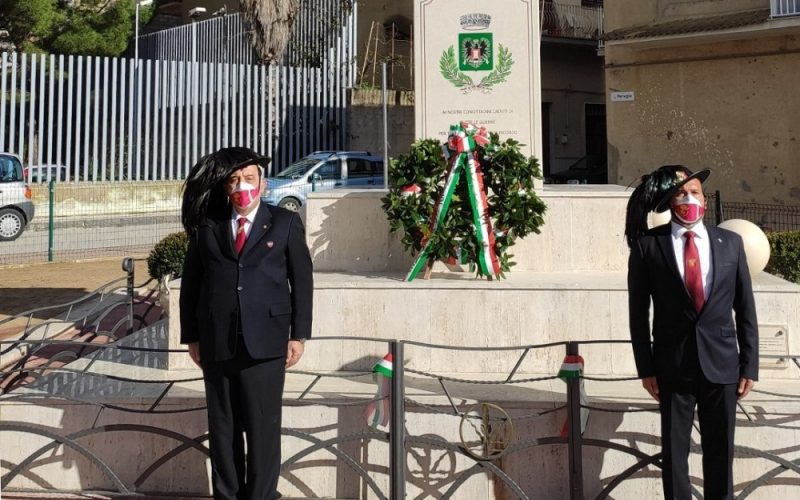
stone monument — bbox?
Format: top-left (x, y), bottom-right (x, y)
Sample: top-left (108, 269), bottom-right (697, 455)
top-left (414, 0), bottom-right (542, 162)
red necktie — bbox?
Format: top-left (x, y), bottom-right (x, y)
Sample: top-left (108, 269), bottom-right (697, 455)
top-left (234, 217), bottom-right (248, 255)
top-left (683, 231), bottom-right (704, 312)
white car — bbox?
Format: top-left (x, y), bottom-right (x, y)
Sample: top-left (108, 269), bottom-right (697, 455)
top-left (0, 153), bottom-right (35, 241)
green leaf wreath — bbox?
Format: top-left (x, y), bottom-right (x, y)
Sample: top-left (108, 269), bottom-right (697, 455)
top-left (382, 134), bottom-right (547, 278)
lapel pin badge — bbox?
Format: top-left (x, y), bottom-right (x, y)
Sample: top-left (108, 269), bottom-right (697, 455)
top-left (718, 238), bottom-right (722, 242)
top-left (266, 241), bottom-right (274, 248)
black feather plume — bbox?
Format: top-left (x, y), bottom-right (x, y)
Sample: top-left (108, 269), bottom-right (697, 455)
top-left (181, 147), bottom-right (262, 234)
top-left (624, 165), bottom-right (687, 247)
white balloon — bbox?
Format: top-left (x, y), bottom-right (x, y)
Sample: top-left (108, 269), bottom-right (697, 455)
top-left (647, 210), bottom-right (671, 229)
top-left (717, 219), bottom-right (771, 275)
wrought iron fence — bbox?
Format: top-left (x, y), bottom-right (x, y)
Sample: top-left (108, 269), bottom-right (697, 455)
top-left (2, 264), bottom-right (799, 498)
top-left (705, 191), bottom-right (800, 232)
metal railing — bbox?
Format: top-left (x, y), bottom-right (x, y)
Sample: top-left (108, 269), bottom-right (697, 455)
top-left (772, 0), bottom-right (800, 17)
top-left (705, 191), bottom-right (800, 232)
top-left (2, 285), bottom-right (799, 498)
top-left (541, 0), bottom-right (605, 41)
top-left (0, 181), bottom-right (183, 265)
top-left (0, 48), bottom-right (349, 183)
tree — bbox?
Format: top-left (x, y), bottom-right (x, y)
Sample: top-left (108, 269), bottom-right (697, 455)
top-left (0, 0), bottom-right (153, 56)
top-left (240, 0), bottom-right (299, 63)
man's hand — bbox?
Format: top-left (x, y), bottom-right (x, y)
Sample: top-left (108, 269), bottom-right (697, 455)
top-left (738, 377), bottom-right (754, 400)
top-left (286, 339), bottom-right (305, 368)
top-left (642, 376), bottom-right (660, 402)
top-left (188, 342), bottom-right (202, 368)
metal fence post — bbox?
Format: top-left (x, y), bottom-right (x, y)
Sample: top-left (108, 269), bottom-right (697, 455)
top-left (715, 189), bottom-right (724, 225)
top-left (566, 341), bottom-right (584, 500)
top-left (390, 340), bottom-right (406, 499)
top-left (47, 179), bottom-right (55, 262)
top-left (122, 257), bottom-right (135, 333)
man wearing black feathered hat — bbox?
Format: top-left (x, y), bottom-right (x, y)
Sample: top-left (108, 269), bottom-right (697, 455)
top-left (179, 147), bottom-right (313, 499)
top-left (625, 165), bottom-right (758, 499)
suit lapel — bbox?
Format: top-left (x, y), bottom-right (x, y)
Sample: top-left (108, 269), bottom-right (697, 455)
top-left (240, 203), bottom-right (273, 259)
top-left (212, 214), bottom-right (237, 260)
top-left (706, 226), bottom-right (722, 300)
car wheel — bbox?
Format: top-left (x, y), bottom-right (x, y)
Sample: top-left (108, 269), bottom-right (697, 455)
top-left (278, 197), bottom-right (301, 212)
top-left (0, 208), bottom-right (25, 241)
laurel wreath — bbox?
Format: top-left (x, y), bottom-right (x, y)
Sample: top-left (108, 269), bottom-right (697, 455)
top-left (439, 46), bottom-right (474, 89)
top-left (439, 44), bottom-right (514, 93)
top-left (381, 135), bottom-right (547, 279)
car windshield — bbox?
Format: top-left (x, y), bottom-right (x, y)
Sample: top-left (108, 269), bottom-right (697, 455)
top-left (275, 157), bottom-right (324, 178)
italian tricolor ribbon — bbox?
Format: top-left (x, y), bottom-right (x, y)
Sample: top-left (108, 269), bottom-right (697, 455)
top-left (558, 354), bottom-right (590, 437)
top-left (406, 122), bottom-right (502, 281)
top-left (365, 353), bottom-right (393, 429)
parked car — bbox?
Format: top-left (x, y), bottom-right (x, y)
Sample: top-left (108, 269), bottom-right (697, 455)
top-left (546, 155), bottom-right (608, 184)
top-left (262, 151), bottom-right (384, 211)
top-left (24, 164), bottom-right (68, 183)
top-left (0, 153), bottom-right (35, 241)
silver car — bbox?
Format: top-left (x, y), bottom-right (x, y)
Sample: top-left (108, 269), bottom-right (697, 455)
top-left (0, 153), bottom-right (35, 241)
top-left (262, 151), bottom-right (384, 211)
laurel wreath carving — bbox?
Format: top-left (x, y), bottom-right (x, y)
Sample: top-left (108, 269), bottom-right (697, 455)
top-left (439, 44), bottom-right (514, 93)
top-left (439, 46), bottom-right (474, 89)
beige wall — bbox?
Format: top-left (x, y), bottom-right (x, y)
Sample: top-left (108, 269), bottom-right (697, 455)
top-left (605, 34), bottom-right (800, 204)
top-left (604, 0), bottom-right (769, 31)
top-left (347, 89), bottom-right (415, 156)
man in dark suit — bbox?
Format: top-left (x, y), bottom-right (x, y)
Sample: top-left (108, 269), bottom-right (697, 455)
top-left (179, 147), bottom-right (313, 500)
top-left (625, 165), bottom-right (758, 500)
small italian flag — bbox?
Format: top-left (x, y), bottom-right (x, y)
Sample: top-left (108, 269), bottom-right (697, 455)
top-left (365, 354), bottom-right (393, 429)
top-left (373, 353), bottom-right (394, 378)
top-left (558, 354), bottom-right (590, 437)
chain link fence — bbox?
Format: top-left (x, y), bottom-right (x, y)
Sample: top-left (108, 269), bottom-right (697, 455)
top-left (0, 181), bottom-right (182, 265)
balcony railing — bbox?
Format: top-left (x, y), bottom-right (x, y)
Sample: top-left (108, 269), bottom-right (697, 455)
top-left (772, 0), bottom-right (800, 17)
top-left (541, 0), bottom-right (604, 41)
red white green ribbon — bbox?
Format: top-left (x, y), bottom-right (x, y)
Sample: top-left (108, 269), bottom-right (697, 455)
top-left (406, 122), bottom-right (501, 281)
top-left (365, 353), bottom-right (393, 429)
top-left (558, 354), bottom-right (590, 436)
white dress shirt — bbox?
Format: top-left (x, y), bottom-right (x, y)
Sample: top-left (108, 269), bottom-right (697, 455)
top-left (671, 221), bottom-right (713, 300)
top-left (230, 205), bottom-right (258, 240)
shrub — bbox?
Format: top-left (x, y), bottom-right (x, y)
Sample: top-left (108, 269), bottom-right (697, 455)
top-left (766, 230), bottom-right (800, 284)
top-left (147, 232), bottom-right (189, 281)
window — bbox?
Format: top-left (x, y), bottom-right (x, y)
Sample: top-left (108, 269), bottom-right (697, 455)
top-left (316, 160), bottom-right (342, 180)
top-left (0, 156), bottom-right (22, 183)
top-left (347, 159), bottom-right (373, 178)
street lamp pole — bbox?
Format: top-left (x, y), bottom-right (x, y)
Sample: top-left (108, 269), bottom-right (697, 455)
top-left (133, 0), bottom-right (153, 180)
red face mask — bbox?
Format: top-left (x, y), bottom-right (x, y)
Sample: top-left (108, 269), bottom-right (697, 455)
top-left (229, 182), bottom-right (259, 209)
top-left (671, 194), bottom-right (705, 226)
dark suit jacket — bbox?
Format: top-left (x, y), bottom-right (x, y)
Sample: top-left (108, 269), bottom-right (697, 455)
top-left (179, 203), bottom-right (313, 361)
top-left (628, 224), bottom-right (758, 385)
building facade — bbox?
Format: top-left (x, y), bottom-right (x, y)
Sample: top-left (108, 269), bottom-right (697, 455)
top-left (604, 0), bottom-right (800, 204)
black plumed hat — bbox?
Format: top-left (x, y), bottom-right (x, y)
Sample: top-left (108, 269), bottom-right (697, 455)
top-left (624, 165), bottom-right (710, 248)
top-left (181, 147), bottom-right (271, 233)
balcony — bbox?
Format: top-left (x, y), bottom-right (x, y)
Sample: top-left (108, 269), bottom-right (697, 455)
top-left (541, 0), bottom-right (604, 41)
top-left (772, 0), bottom-right (800, 17)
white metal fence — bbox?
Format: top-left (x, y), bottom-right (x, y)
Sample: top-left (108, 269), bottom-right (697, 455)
top-left (772, 0), bottom-right (800, 17)
top-left (137, 2), bottom-right (357, 79)
top-left (0, 51), bottom-right (347, 182)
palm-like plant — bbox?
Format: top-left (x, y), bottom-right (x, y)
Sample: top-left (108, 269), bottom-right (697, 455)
top-left (240, 0), bottom-right (299, 63)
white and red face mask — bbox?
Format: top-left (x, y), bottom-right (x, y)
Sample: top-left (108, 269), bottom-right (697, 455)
top-left (671, 194), bottom-right (705, 226)
top-left (229, 182), bottom-right (260, 209)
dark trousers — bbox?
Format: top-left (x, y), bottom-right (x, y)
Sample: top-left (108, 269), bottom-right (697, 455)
top-left (659, 373), bottom-right (738, 500)
top-left (203, 343), bottom-right (285, 500)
